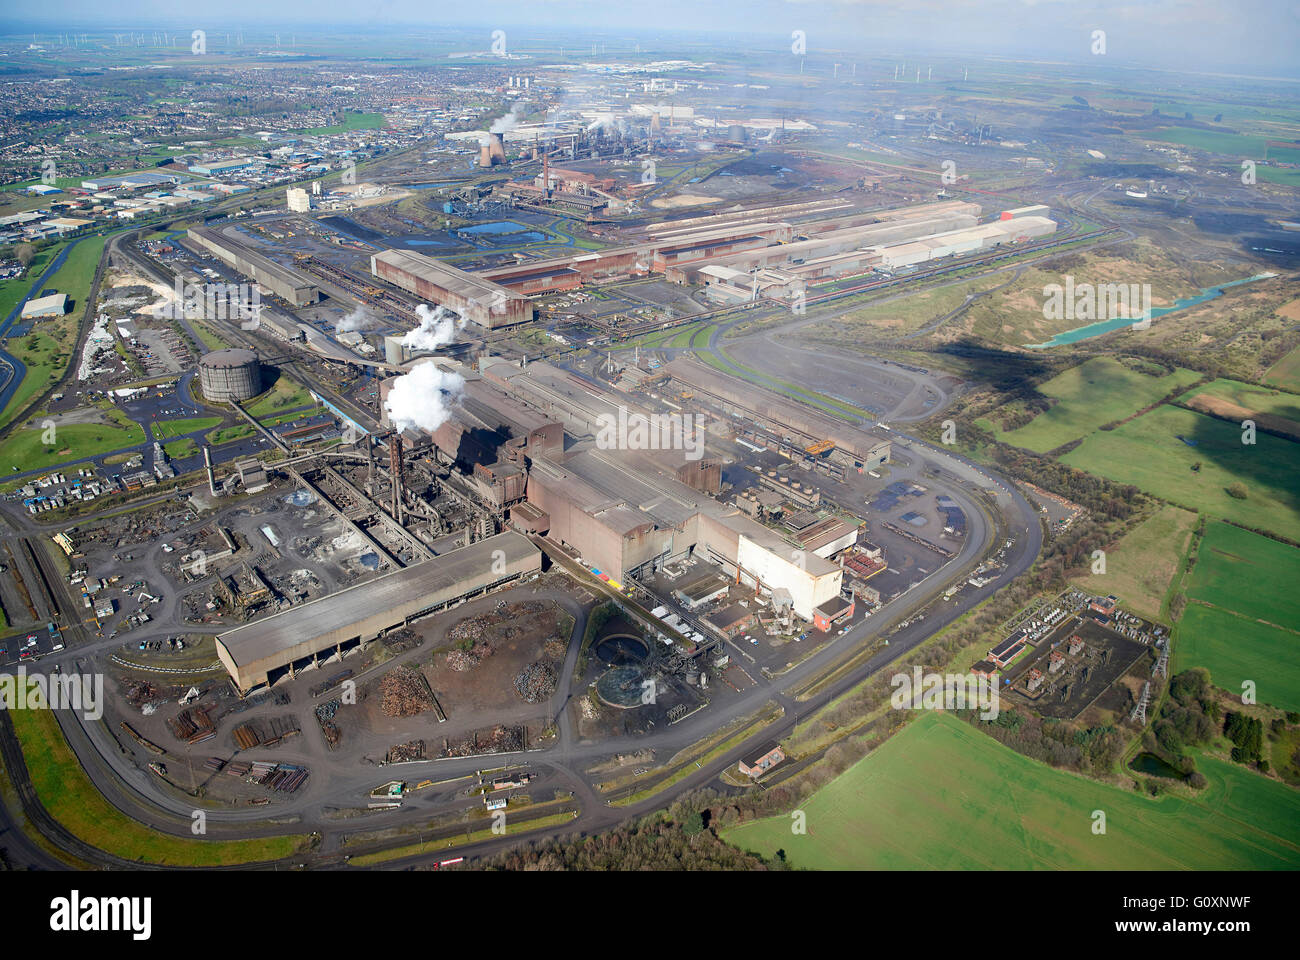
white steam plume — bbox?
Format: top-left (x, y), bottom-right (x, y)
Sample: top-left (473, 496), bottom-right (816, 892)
top-left (384, 361), bottom-right (465, 434)
top-left (489, 101), bottom-right (528, 136)
top-left (402, 303), bottom-right (465, 352)
top-left (336, 305), bottom-right (373, 333)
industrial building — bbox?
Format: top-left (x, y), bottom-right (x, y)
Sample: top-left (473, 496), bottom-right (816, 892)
top-left (525, 448), bottom-right (842, 620)
top-left (370, 248), bottom-right (533, 328)
top-left (380, 358), bottom-right (565, 473)
top-left (738, 740), bottom-right (786, 778)
top-left (871, 216), bottom-right (1057, 270)
top-left (186, 227), bottom-right (320, 306)
top-left (198, 349), bottom-right (262, 403)
top-left (188, 158), bottom-right (257, 176)
top-left (20, 293), bottom-right (68, 319)
top-left (662, 356), bottom-right (891, 470)
top-left (661, 213), bottom-right (977, 284)
top-left (215, 532), bottom-right (542, 691)
top-left (286, 187), bottom-right (311, 212)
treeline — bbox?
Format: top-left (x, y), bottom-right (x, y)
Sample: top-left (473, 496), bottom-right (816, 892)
top-left (990, 446), bottom-right (1143, 521)
top-left (1224, 712), bottom-right (1265, 768)
top-left (481, 791), bottom-right (776, 871)
top-left (1144, 668), bottom-right (1218, 789)
top-left (965, 708), bottom-right (1125, 776)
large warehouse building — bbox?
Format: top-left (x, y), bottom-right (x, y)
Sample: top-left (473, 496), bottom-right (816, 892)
top-left (525, 449), bottom-right (842, 620)
top-left (661, 356), bottom-right (891, 470)
top-left (371, 249), bottom-right (534, 328)
top-left (186, 226), bottom-right (320, 306)
top-left (215, 532), bottom-right (541, 691)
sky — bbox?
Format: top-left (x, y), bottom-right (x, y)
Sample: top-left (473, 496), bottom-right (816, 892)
top-left (3, 1), bottom-right (1298, 76)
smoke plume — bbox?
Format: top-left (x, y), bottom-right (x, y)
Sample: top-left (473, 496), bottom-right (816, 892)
top-left (384, 361), bottom-right (465, 434)
top-left (489, 101), bottom-right (527, 136)
top-left (402, 303), bottom-right (465, 352)
top-left (336, 305), bottom-right (373, 333)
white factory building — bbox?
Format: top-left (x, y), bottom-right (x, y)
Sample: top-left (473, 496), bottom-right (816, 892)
top-left (872, 216), bottom-right (1057, 270)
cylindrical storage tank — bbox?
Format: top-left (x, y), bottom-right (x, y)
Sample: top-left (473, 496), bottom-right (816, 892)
top-left (199, 348), bottom-right (261, 403)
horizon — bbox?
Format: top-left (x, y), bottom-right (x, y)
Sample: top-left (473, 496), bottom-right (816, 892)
top-left (2, 0), bottom-right (1298, 78)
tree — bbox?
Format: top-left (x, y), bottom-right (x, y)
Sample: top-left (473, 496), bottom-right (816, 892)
top-left (14, 243), bottom-right (35, 269)
top-left (1226, 482), bottom-right (1248, 500)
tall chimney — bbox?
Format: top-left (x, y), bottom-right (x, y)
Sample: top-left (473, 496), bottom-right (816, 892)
top-left (203, 445), bottom-right (218, 497)
top-left (388, 434), bottom-right (404, 523)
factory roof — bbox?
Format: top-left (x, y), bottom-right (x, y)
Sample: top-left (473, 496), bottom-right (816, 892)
top-left (216, 533), bottom-right (540, 668)
top-left (20, 293), bottom-right (67, 317)
top-left (372, 248), bottom-right (525, 304)
top-left (431, 360), bottom-right (558, 437)
top-left (705, 603), bottom-right (755, 630)
top-left (795, 515), bottom-right (859, 552)
top-left (187, 226), bottom-right (318, 293)
top-left (662, 356), bottom-right (890, 460)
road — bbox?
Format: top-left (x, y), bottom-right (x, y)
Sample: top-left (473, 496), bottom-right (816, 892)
top-left (0, 401), bottom-right (1042, 870)
top-left (0, 187), bottom-right (1049, 871)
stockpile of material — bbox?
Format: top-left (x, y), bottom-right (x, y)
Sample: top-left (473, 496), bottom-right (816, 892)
top-left (315, 699), bottom-right (341, 747)
top-left (379, 666), bottom-right (436, 717)
top-left (386, 739), bottom-right (425, 763)
top-left (514, 660), bottom-right (558, 703)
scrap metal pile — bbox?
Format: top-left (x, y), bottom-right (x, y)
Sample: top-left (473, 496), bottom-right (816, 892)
top-left (441, 724), bottom-right (525, 758)
top-left (315, 698), bottom-right (341, 747)
top-left (386, 739), bottom-right (426, 763)
top-left (379, 666), bottom-right (437, 717)
top-left (169, 706), bottom-right (215, 745)
top-left (514, 660), bottom-right (558, 703)
top-left (444, 600), bottom-right (558, 672)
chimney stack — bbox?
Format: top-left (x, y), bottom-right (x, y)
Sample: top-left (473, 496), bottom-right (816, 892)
top-left (203, 445), bottom-right (218, 497)
top-left (389, 434), bottom-right (404, 523)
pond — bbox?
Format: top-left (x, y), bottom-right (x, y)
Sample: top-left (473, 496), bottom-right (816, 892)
top-left (1129, 752), bottom-right (1185, 780)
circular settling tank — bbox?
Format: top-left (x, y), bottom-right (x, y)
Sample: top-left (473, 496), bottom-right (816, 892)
top-left (595, 665), bottom-right (649, 708)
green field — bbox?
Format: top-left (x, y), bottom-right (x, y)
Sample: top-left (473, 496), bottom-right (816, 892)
top-left (1187, 522), bottom-right (1300, 629)
top-left (0, 412), bottom-right (144, 474)
top-left (1175, 604), bottom-right (1299, 712)
top-left (207, 423), bottom-right (255, 445)
top-left (1264, 344), bottom-right (1300, 392)
top-left (722, 712), bottom-right (1300, 869)
top-left (1189, 378), bottom-right (1300, 419)
top-left (151, 415), bottom-right (223, 440)
top-left (301, 112), bottom-right (385, 135)
top-left (998, 358), bottom-right (1201, 452)
top-left (819, 276), bottom-right (1001, 339)
top-left (0, 236), bottom-right (107, 429)
top-left (163, 438), bottom-right (197, 460)
top-left (1061, 404), bottom-right (1300, 541)
top-left (1147, 127), bottom-right (1300, 165)
top-left (0, 243), bottom-right (67, 321)
top-left (1071, 505), bottom-right (1198, 620)
top-left (245, 376), bottom-right (314, 418)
